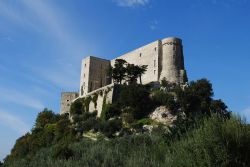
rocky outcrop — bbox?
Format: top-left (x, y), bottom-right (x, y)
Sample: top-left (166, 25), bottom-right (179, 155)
top-left (150, 106), bottom-right (177, 125)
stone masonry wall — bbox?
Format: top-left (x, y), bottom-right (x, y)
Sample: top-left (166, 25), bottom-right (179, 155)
top-left (111, 40), bottom-right (160, 84)
top-left (74, 84), bottom-right (115, 117)
top-left (60, 92), bottom-right (79, 115)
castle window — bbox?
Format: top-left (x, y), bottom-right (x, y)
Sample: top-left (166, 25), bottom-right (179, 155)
top-left (85, 63), bottom-right (86, 67)
top-left (81, 86), bottom-right (84, 95)
top-left (67, 99), bottom-right (69, 102)
top-left (154, 60), bottom-right (156, 67)
top-left (139, 53), bottom-right (142, 57)
top-left (154, 47), bottom-right (157, 51)
top-left (154, 70), bottom-right (156, 74)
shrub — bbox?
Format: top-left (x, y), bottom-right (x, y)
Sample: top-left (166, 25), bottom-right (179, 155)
top-left (51, 145), bottom-right (74, 160)
top-left (101, 103), bottom-right (120, 121)
top-left (119, 84), bottom-right (153, 119)
top-left (70, 98), bottom-right (84, 115)
top-left (99, 119), bottom-right (122, 137)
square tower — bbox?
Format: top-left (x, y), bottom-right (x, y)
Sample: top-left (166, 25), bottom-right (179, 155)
top-left (60, 92), bottom-right (79, 114)
top-left (79, 56), bottom-right (111, 96)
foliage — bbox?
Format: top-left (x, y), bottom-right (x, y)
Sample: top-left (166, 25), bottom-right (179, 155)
top-left (35, 108), bottom-right (60, 129)
top-left (92, 93), bottom-right (98, 108)
top-left (111, 59), bottom-right (127, 84)
top-left (70, 98), bottom-right (84, 115)
top-left (4, 78), bottom-right (239, 167)
top-left (51, 145), bottom-right (74, 160)
top-left (98, 119), bottom-right (122, 137)
top-left (101, 103), bottom-right (120, 121)
top-left (4, 115), bottom-right (250, 167)
top-left (118, 84), bottom-right (153, 119)
top-left (126, 64), bottom-right (148, 84)
top-left (111, 59), bottom-right (148, 84)
top-left (151, 89), bottom-right (179, 112)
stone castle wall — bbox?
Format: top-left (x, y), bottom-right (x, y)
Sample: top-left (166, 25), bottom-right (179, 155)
top-left (110, 40), bottom-right (160, 84)
top-left (80, 56), bottom-right (111, 97)
top-left (60, 92), bottom-right (79, 115)
top-left (60, 37), bottom-right (187, 115)
top-left (72, 84), bottom-right (115, 117)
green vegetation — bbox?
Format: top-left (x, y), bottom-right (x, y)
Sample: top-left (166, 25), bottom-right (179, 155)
top-left (3, 115), bottom-right (250, 167)
top-left (2, 78), bottom-right (250, 167)
top-left (110, 59), bottom-right (148, 84)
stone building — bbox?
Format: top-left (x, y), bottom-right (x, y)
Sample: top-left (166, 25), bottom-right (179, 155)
top-left (60, 37), bottom-right (187, 115)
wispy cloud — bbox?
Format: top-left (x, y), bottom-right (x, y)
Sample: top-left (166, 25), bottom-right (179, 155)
top-left (239, 107), bottom-right (250, 123)
top-left (0, 0), bottom-right (85, 90)
top-left (114, 0), bottom-right (150, 7)
top-left (0, 110), bottom-right (30, 134)
top-left (0, 87), bottom-right (44, 110)
top-left (149, 20), bottom-right (158, 30)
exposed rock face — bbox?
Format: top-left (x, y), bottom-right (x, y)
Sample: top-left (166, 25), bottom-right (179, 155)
top-left (150, 106), bottom-right (177, 124)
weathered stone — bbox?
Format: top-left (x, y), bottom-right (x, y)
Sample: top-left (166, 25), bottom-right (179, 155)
top-left (60, 37), bottom-right (187, 116)
top-left (150, 106), bottom-right (177, 124)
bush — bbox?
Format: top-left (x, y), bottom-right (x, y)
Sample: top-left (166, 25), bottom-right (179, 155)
top-left (119, 84), bottom-right (153, 119)
top-left (101, 103), bottom-right (120, 121)
top-left (99, 119), bottom-right (122, 137)
top-left (51, 145), bottom-right (74, 160)
top-left (70, 98), bottom-right (84, 115)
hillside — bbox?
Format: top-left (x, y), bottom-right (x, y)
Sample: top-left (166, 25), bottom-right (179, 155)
top-left (2, 79), bottom-right (250, 167)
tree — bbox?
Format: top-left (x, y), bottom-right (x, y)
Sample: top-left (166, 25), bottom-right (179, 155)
top-left (126, 64), bottom-right (139, 84)
top-left (112, 59), bottom-right (127, 84)
top-left (176, 79), bottom-right (214, 117)
top-left (126, 64), bottom-right (148, 84)
top-left (137, 65), bottom-right (148, 84)
top-left (119, 84), bottom-right (153, 119)
top-left (34, 109), bottom-right (60, 129)
top-left (210, 99), bottom-right (230, 118)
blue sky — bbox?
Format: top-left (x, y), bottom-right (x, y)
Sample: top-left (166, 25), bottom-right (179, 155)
top-left (0, 0), bottom-right (250, 161)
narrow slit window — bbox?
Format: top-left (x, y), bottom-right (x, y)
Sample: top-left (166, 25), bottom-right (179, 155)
top-left (154, 60), bottom-right (156, 67)
top-left (154, 70), bottom-right (156, 75)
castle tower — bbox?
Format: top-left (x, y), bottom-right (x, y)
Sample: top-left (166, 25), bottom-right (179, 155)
top-left (159, 37), bottom-right (187, 83)
top-left (60, 92), bottom-right (79, 114)
top-left (79, 56), bottom-right (111, 97)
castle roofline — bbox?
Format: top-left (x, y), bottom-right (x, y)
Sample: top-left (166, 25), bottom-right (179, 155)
top-left (82, 56), bottom-right (110, 62)
top-left (162, 37), bottom-right (182, 42)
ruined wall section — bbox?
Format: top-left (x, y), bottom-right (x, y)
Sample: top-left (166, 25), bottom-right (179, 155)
top-left (111, 40), bottom-right (160, 84)
top-left (60, 92), bottom-right (79, 115)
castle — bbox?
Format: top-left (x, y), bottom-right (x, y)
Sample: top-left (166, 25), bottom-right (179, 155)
top-left (60, 37), bottom-right (187, 116)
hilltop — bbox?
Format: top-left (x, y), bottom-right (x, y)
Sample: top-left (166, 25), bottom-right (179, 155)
top-left (2, 78), bottom-right (250, 167)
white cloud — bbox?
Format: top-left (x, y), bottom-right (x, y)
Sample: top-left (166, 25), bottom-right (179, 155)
top-left (0, 110), bottom-right (30, 134)
top-left (239, 107), bottom-right (250, 123)
top-left (115, 0), bottom-right (150, 7)
top-left (149, 20), bottom-right (158, 30)
top-left (0, 87), bottom-right (44, 110)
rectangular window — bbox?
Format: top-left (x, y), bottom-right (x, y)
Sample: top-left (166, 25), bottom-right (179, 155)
top-left (139, 53), bottom-right (142, 57)
top-left (154, 70), bottom-right (156, 75)
top-left (154, 60), bottom-right (156, 67)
